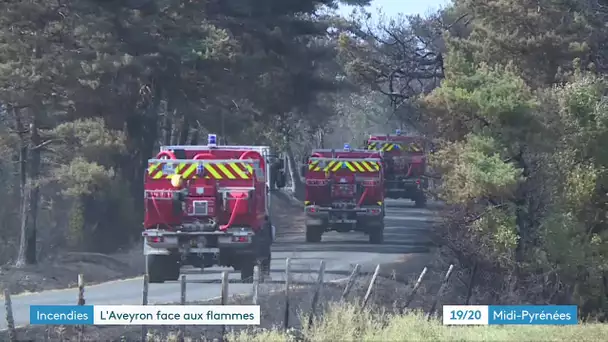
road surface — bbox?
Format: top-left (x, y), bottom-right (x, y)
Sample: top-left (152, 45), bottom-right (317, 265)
top-left (0, 198), bottom-right (438, 329)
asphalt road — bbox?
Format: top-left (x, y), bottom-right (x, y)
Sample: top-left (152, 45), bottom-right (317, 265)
top-left (0, 198), bottom-right (438, 329)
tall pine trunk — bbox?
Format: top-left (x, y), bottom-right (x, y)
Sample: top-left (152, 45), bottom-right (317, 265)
top-left (15, 111), bottom-right (42, 266)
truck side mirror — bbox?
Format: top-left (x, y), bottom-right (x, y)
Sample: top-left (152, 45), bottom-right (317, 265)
top-left (275, 171), bottom-right (286, 189)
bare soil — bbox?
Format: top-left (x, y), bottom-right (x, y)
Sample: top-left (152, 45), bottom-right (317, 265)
top-left (0, 191), bottom-right (306, 297)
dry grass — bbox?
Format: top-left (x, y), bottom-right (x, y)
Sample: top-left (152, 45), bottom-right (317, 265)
top-left (227, 302), bottom-right (608, 342)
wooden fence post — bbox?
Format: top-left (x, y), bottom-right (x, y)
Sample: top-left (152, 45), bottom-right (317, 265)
top-left (3, 289), bottom-right (16, 342)
top-left (307, 260), bottom-right (326, 327)
top-left (400, 267), bottom-right (428, 313)
top-left (283, 258), bottom-right (291, 330)
top-left (220, 271), bottom-right (229, 341)
top-left (252, 265), bottom-right (260, 305)
top-left (427, 264), bottom-right (455, 320)
top-left (177, 275), bottom-right (186, 342)
top-left (361, 265), bottom-right (380, 310)
top-left (77, 274), bottom-right (85, 342)
top-left (465, 262), bottom-right (478, 305)
top-left (141, 274), bottom-right (149, 342)
top-left (341, 264), bottom-right (361, 300)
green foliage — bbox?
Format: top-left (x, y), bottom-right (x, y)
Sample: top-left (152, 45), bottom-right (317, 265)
top-left (432, 135), bottom-right (522, 203)
top-left (0, 0), bottom-right (364, 261)
top-left (406, 0), bottom-right (608, 316)
top-left (51, 157), bottom-right (114, 198)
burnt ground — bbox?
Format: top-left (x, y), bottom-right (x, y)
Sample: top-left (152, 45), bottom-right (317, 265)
top-left (1, 253), bottom-right (449, 341)
top-left (0, 191), bottom-right (306, 298)
top-left (1, 191), bottom-right (451, 341)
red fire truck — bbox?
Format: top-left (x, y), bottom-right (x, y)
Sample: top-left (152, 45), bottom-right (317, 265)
top-left (365, 130), bottom-right (429, 207)
top-left (142, 134), bottom-right (285, 283)
top-left (301, 144), bottom-right (385, 244)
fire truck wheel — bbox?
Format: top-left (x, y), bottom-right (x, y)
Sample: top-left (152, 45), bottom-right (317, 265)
top-left (146, 255), bottom-right (167, 283)
top-left (262, 253), bottom-right (271, 275)
top-left (305, 225), bottom-right (323, 243)
top-left (240, 260), bottom-right (255, 283)
top-left (368, 224), bottom-right (384, 244)
top-left (165, 255), bottom-right (181, 281)
top-left (414, 195), bottom-right (427, 208)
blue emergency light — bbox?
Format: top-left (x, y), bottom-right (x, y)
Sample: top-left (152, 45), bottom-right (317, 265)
top-left (208, 134), bottom-right (217, 147)
top-left (395, 129), bottom-right (401, 135)
top-left (343, 143), bottom-right (350, 151)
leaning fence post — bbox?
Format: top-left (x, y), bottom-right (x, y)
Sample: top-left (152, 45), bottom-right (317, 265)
top-left (141, 274), bottom-right (149, 342)
top-left (252, 265), bottom-right (260, 305)
top-left (177, 275), bottom-right (186, 342)
top-left (400, 267), bottom-right (428, 313)
top-left (341, 264), bottom-right (361, 300)
top-left (427, 264), bottom-right (455, 320)
top-left (3, 289), bottom-right (17, 342)
top-left (465, 262), bottom-right (478, 305)
top-left (283, 258), bottom-right (291, 330)
top-left (77, 274), bottom-right (85, 342)
top-left (307, 260), bottom-right (326, 327)
top-left (361, 265), bottom-right (380, 310)
top-left (220, 271), bottom-right (230, 341)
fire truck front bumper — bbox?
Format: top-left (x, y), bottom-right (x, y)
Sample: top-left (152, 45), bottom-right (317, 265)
top-left (143, 227), bottom-right (257, 256)
top-left (304, 205), bottom-right (383, 225)
top-left (385, 178), bottom-right (427, 198)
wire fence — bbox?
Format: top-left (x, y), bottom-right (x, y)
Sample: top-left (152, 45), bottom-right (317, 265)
top-left (2, 259), bottom-right (459, 342)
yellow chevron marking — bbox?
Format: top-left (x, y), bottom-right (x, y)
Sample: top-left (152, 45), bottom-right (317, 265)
top-left (216, 163), bottom-right (236, 179)
top-left (229, 162), bottom-right (249, 179)
top-left (308, 160), bottom-right (319, 170)
top-left (148, 163), bottom-right (159, 174)
top-left (178, 163), bottom-right (196, 179)
top-left (149, 163), bottom-right (164, 179)
top-left (352, 161), bottom-right (366, 172)
top-left (204, 164), bottom-right (222, 179)
top-left (324, 161), bottom-right (336, 172)
top-left (243, 163), bottom-right (253, 174)
top-left (361, 161), bottom-right (374, 172)
top-left (331, 161), bottom-right (342, 172)
top-left (343, 161), bottom-right (356, 172)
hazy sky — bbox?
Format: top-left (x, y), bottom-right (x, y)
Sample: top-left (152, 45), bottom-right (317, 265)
top-left (339, 0), bottom-right (451, 18)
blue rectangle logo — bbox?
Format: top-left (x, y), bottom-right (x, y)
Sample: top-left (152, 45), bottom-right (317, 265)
top-left (30, 305), bottom-right (94, 325)
top-left (488, 305), bottom-right (577, 325)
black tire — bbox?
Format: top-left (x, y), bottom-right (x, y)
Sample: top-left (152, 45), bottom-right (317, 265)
top-left (165, 255), bottom-right (181, 281)
top-left (414, 194), bottom-right (427, 208)
top-left (305, 225), bottom-right (323, 243)
top-left (369, 223), bottom-right (384, 244)
top-left (240, 260), bottom-right (255, 283)
top-left (260, 222), bottom-right (272, 276)
top-left (146, 255), bottom-right (171, 283)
